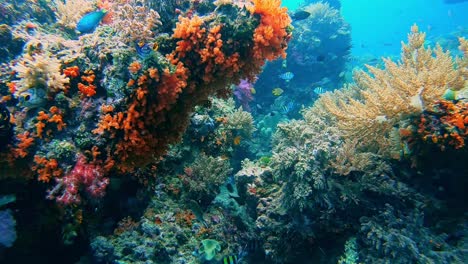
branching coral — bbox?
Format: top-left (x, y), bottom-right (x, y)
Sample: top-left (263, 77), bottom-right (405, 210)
top-left (359, 205), bottom-right (465, 263)
top-left (270, 105), bottom-right (342, 212)
top-left (181, 153), bottom-right (232, 205)
top-left (111, 0), bottom-right (162, 43)
top-left (54, 0), bottom-right (94, 29)
top-left (320, 25), bottom-right (466, 155)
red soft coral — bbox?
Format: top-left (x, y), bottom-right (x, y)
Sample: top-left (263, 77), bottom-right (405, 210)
top-left (47, 155), bottom-right (109, 205)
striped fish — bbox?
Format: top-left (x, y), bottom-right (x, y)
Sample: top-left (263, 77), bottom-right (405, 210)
top-left (313, 87), bottom-right (326, 95)
top-left (278, 72), bottom-right (294, 81)
top-left (223, 255), bottom-right (238, 264)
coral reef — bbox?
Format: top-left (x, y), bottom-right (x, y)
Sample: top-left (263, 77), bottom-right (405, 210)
top-left (248, 26), bottom-right (468, 263)
top-left (320, 25), bottom-right (467, 157)
top-left (254, 1), bottom-right (351, 110)
top-left (53, 0), bottom-right (94, 30)
top-left (0, 0), bottom-right (292, 260)
top-left (180, 153), bottom-right (232, 206)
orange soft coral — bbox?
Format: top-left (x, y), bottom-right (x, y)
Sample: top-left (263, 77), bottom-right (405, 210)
top-left (78, 83), bottom-right (97, 97)
top-left (32, 155), bottom-right (63, 183)
top-left (128, 61), bottom-right (142, 74)
top-left (416, 100), bottom-right (468, 150)
top-left (35, 107), bottom-right (66, 138)
top-left (249, 0), bottom-right (292, 62)
top-left (63, 66), bottom-right (80, 78)
top-left (77, 70), bottom-right (97, 97)
top-left (12, 132), bottom-right (35, 158)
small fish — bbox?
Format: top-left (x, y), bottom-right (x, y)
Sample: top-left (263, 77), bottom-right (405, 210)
top-left (76, 9), bottom-right (108, 33)
top-left (278, 72), bottom-right (294, 81)
top-left (250, 87), bottom-right (256, 95)
top-left (272, 87), bottom-right (284, 96)
top-left (442, 88), bottom-right (468, 101)
top-left (135, 41), bottom-right (159, 59)
top-left (291, 10), bottom-right (311, 21)
top-left (18, 88), bottom-right (47, 109)
top-left (313, 87), bottom-right (326, 95)
top-left (281, 102), bottom-right (296, 115)
top-left (233, 136), bottom-right (241, 145)
top-left (222, 255), bottom-right (238, 264)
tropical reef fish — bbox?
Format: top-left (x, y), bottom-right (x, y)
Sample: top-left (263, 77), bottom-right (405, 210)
top-left (18, 88), bottom-right (46, 109)
top-left (272, 87), bottom-right (284, 96)
top-left (222, 255), bottom-right (239, 264)
top-left (281, 101), bottom-right (296, 115)
top-left (290, 10), bottom-right (311, 21)
top-left (442, 88), bottom-right (468, 100)
top-left (135, 41), bottom-right (159, 59)
top-left (278, 72), bottom-right (294, 81)
top-left (233, 135), bottom-right (241, 145)
top-left (76, 9), bottom-right (107, 34)
top-left (313, 87), bottom-right (326, 95)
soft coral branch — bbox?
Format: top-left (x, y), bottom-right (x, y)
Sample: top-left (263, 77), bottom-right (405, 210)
top-left (47, 155), bottom-right (109, 205)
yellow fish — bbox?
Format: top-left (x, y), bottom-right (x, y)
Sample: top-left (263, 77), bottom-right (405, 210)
top-left (233, 136), bottom-right (241, 145)
top-left (250, 88), bottom-right (256, 95)
top-left (272, 88), bottom-right (284, 96)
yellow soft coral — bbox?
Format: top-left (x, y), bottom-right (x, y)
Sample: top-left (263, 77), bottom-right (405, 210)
top-left (54, 0), bottom-right (94, 29)
top-left (12, 52), bottom-right (69, 97)
top-left (320, 25), bottom-right (466, 154)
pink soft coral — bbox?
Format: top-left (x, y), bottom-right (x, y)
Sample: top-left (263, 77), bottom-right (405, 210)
top-left (47, 155), bottom-right (109, 205)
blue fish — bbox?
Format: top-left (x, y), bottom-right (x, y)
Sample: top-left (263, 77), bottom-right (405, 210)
top-left (135, 42), bottom-right (154, 59)
top-left (278, 72), bottom-right (294, 81)
top-left (281, 101), bottom-right (296, 115)
top-left (76, 9), bottom-right (107, 34)
top-left (313, 87), bottom-right (326, 95)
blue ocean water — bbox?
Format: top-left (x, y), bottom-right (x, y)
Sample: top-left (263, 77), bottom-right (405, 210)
top-left (284, 0), bottom-right (468, 56)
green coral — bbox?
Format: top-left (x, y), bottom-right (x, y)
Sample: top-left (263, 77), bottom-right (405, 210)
top-left (183, 153), bottom-right (232, 205)
top-left (338, 237), bottom-right (359, 264)
top-left (48, 139), bottom-right (77, 161)
top-left (200, 239), bottom-right (221, 261)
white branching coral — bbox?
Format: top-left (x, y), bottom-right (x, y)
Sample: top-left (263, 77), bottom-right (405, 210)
top-left (12, 52), bottom-right (69, 96)
top-left (54, 0), bottom-right (95, 29)
top-left (111, 0), bottom-right (162, 42)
